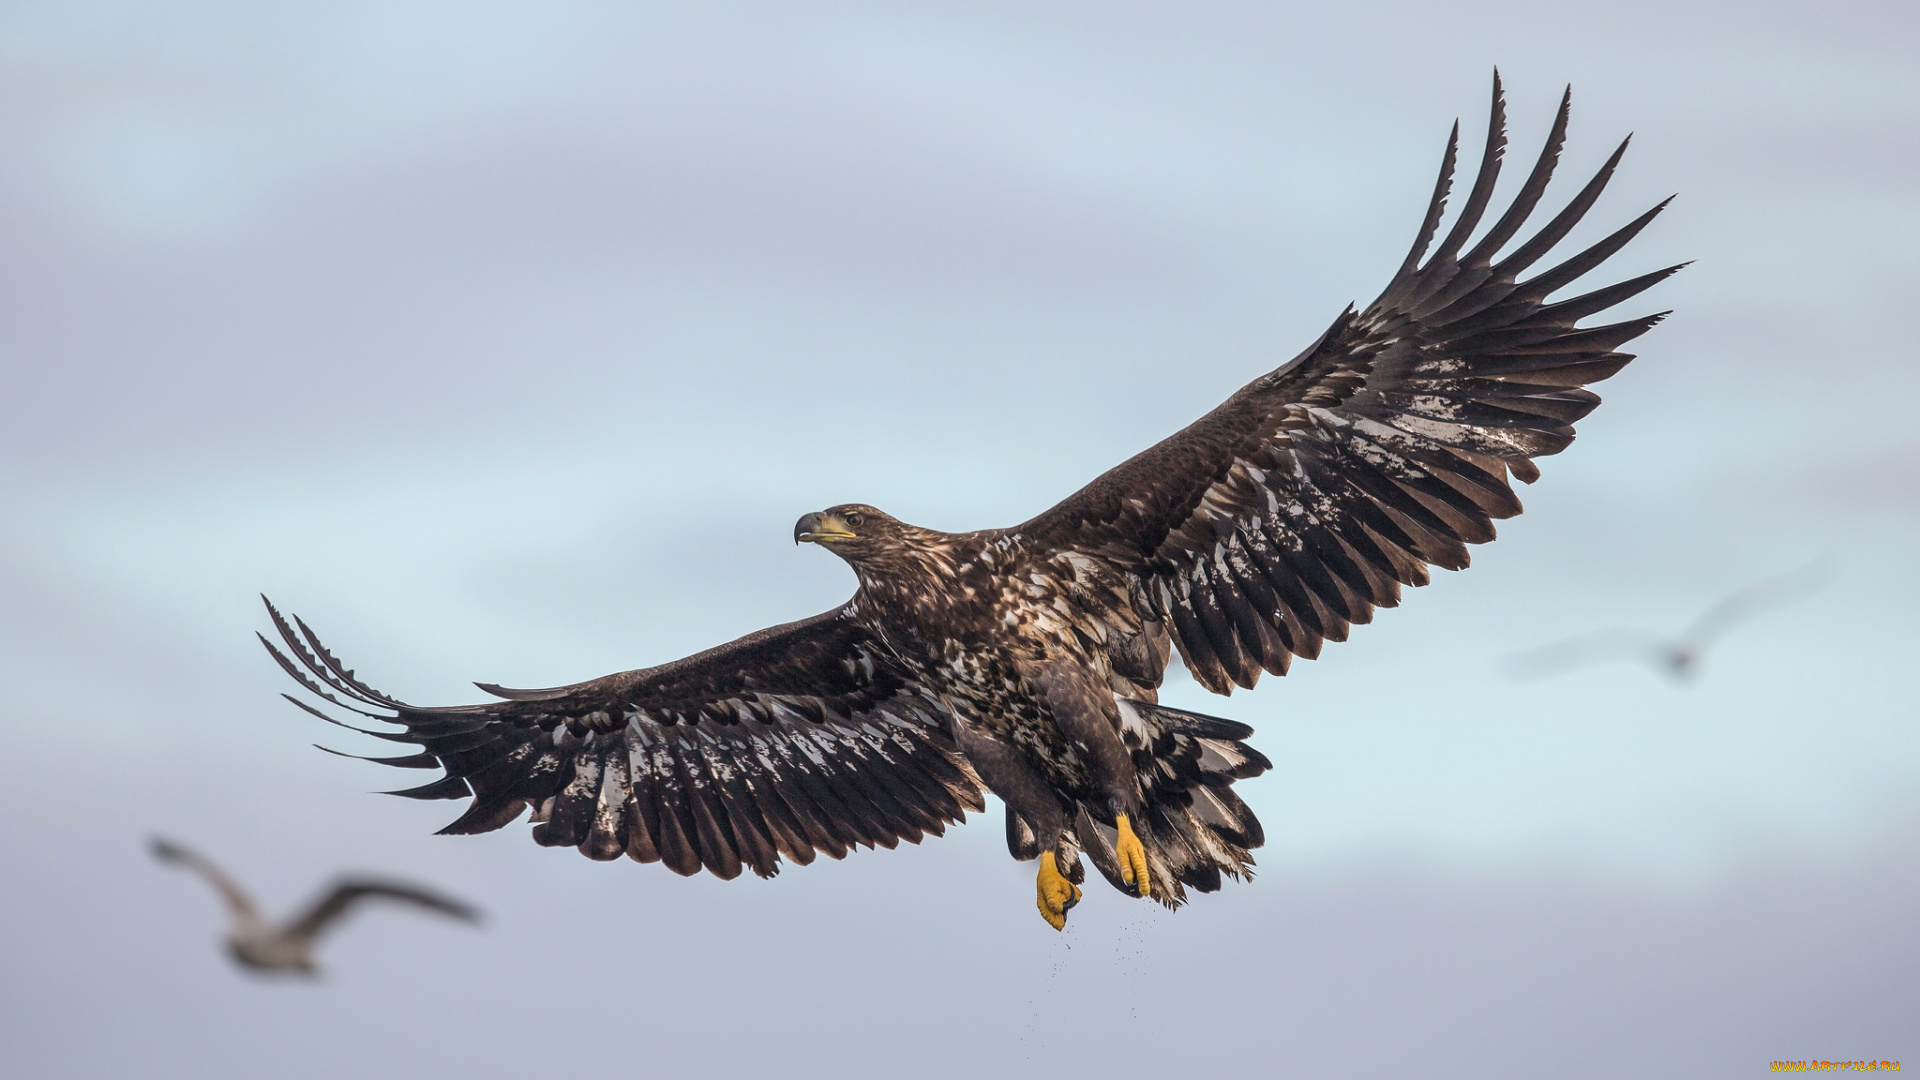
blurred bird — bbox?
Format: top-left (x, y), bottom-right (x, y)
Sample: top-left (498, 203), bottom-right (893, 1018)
top-left (150, 837), bottom-right (479, 976)
top-left (1505, 561), bottom-right (1830, 682)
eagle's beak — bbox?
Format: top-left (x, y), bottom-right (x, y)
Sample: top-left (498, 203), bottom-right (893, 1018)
top-left (794, 511), bottom-right (856, 545)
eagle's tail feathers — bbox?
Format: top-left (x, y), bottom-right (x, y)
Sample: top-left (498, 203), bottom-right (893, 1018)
top-left (1109, 697), bottom-right (1268, 908)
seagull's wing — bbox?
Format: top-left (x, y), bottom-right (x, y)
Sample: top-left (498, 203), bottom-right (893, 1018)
top-left (281, 879), bottom-right (480, 945)
top-left (1682, 560), bottom-right (1831, 648)
top-left (1021, 75), bottom-right (1679, 694)
top-left (150, 836), bottom-right (261, 923)
top-left (1503, 628), bottom-right (1674, 680)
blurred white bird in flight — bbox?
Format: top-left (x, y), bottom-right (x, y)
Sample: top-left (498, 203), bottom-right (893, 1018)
top-left (151, 837), bottom-right (480, 976)
top-left (1505, 561), bottom-right (1830, 683)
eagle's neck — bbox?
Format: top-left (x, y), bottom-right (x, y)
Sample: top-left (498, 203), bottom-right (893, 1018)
top-left (846, 530), bottom-right (986, 633)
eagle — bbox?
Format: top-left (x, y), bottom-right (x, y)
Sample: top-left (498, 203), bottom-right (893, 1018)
top-left (265, 77), bottom-right (1678, 931)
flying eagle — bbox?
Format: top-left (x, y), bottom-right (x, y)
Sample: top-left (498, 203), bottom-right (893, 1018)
top-left (265, 77), bottom-right (1677, 930)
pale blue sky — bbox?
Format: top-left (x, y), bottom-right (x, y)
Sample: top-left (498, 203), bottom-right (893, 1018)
top-left (3, 2), bottom-right (1916, 1076)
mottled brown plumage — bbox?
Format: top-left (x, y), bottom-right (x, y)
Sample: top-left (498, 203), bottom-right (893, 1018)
top-left (265, 75), bottom-right (1675, 926)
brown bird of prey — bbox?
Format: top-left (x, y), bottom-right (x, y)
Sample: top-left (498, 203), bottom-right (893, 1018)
top-left (151, 837), bottom-right (479, 975)
top-left (264, 74), bottom-right (1678, 931)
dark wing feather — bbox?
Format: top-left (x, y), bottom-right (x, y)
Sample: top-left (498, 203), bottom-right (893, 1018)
top-left (262, 599), bottom-right (985, 879)
top-left (1024, 77), bottom-right (1678, 692)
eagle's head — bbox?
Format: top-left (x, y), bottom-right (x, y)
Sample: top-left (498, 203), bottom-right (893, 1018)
top-left (794, 504), bottom-right (899, 558)
top-left (796, 505), bottom-right (957, 590)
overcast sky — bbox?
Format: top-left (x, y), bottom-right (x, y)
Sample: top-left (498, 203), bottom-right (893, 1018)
top-left (2, 2), bottom-right (1916, 1076)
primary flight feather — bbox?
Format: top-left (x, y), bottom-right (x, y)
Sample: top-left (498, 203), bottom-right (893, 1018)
top-left (265, 75), bottom-right (1678, 930)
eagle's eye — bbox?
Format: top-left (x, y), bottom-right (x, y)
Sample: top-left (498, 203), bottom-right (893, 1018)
top-left (844, 512), bottom-right (865, 528)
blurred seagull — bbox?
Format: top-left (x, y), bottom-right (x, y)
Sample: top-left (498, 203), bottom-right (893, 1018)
top-left (1505, 561), bottom-right (1830, 682)
top-left (151, 837), bottom-right (479, 975)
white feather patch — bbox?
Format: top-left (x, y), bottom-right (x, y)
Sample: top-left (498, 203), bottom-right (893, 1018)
top-left (1113, 695), bottom-right (1151, 746)
top-left (1197, 738), bottom-right (1249, 774)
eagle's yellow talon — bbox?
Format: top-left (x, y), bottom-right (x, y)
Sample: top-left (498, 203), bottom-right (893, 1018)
top-left (1115, 813), bottom-right (1151, 898)
top-left (1035, 851), bottom-right (1081, 931)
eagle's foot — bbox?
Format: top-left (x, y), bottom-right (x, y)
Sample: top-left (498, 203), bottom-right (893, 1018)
top-left (1115, 813), bottom-right (1151, 898)
top-left (1035, 851), bottom-right (1081, 931)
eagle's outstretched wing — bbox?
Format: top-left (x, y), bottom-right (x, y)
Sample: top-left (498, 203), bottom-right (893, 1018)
top-left (262, 599), bottom-right (985, 879)
top-left (1023, 76), bottom-right (1680, 693)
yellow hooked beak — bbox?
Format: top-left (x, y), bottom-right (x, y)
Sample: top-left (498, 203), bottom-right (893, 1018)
top-left (794, 511), bottom-right (856, 544)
